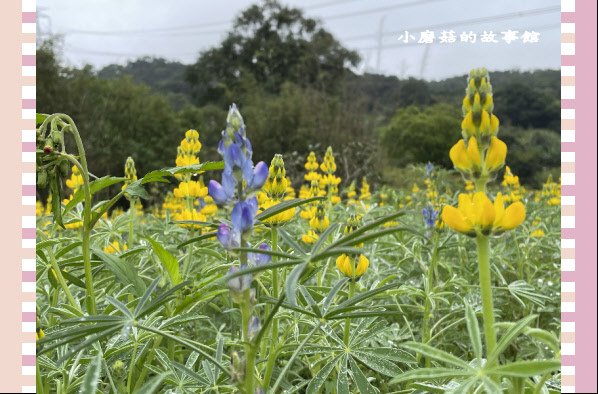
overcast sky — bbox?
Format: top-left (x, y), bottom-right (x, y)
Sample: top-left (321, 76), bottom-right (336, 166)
top-left (37, 0), bottom-right (561, 80)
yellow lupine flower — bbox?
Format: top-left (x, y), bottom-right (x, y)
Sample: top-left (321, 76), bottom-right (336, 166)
top-left (304, 151), bottom-right (319, 172)
top-left (442, 192), bottom-right (525, 236)
top-left (449, 138), bottom-right (481, 172)
top-left (301, 230), bottom-right (318, 244)
top-left (104, 241), bottom-right (128, 254)
top-left (336, 254), bottom-right (369, 279)
top-left (309, 215), bottom-right (330, 232)
top-left (173, 181), bottom-right (208, 199)
top-left (531, 229), bottom-right (545, 238)
top-left (174, 209), bottom-right (206, 229)
top-left (260, 197), bottom-right (295, 226)
top-left (411, 183), bottom-right (420, 193)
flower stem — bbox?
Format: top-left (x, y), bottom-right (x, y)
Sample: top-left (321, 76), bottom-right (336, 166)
top-left (421, 239), bottom-right (439, 367)
top-left (64, 116), bottom-right (96, 314)
top-left (343, 281), bottom-right (356, 347)
top-left (241, 290), bottom-right (255, 394)
top-left (128, 197), bottom-right (136, 246)
top-left (476, 234), bottom-right (497, 357)
top-left (262, 227), bottom-right (279, 389)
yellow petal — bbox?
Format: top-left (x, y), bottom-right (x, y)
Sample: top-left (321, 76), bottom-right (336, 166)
top-left (466, 138), bottom-right (481, 168)
top-left (473, 192), bottom-right (495, 231)
top-left (442, 205), bottom-right (474, 235)
top-left (486, 137), bottom-right (507, 172)
top-left (490, 114), bottom-right (500, 134)
top-left (449, 140), bottom-right (470, 171)
top-left (461, 112), bottom-right (476, 137)
top-left (495, 201), bottom-right (526, 231)
top-left (355, 255), bottom-right (369, 277)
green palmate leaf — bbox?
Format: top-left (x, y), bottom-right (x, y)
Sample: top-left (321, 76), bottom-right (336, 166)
top-left (271, 324), bottom-right (320, 393)
top-left (464, 303), bottom-right (482, 360)
top-left (352, 351), bottom-right (402, 377)
top-left (356, 347), bottom-right (417, 364)
top-left (78, 351), bottom-right (102, 394)
top-left (400, 342), bottom-right (472, 370)
top-left (121, 180), bottom-right (150, 200)
top-left (487, 314), bottom-right (537, 365)
top-left (337, 356), bottom-right (350, 394)
top-left (92, 248), bottom-right (146, 296)
top-left (256, 196), bottom-right (324, 221)
top-left (389, 368), bottom-right (473, 385)
top-left (349, 357), bottom-right (379, 394)
top-left (147, 237), bottom-right (182, 285)
top-left (488, 360), bottom-right (560, 378)
top-left (306, 354), bottom-right (342, 394)
top-left (508, 280), bottom-right (550, 308)
top-left (64, 176), bottom-right (125, 214)
top-left (141, 161), bottom-right (224, 184)
top-left (133, 372), bottom-right (169, 394)
top-left (286, 262), bottom-right (308, 307)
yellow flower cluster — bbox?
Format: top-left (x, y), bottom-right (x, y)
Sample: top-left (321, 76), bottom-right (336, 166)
top-left (535, 174), bottom-right (561, 206)
top-left (449, 68), bottom-right (507, 182)
top-left (174, 181), bottom-right (208, 199)
top-left (175, 129), bottom-right (201, 168)
top-left (335, 215), bottom-right (369, 280)
top-left (359, 177), bottom-right (371, 200)
top-left (299, 148), bottom-right (341, 204)
top-left (301, 201), bottom-right (329, 244)
top-left (104, 240), bottom-right (128, 254)
top-left (442, 192), bottom-right (525, 237)
top-left (258, 154), bottom-right (296, 226)
top-left (169, 129), bottom-right (217, 229)
top-left (501, 166), bottom-right (525, 203)
top-left (443, 69), bottom-right (525, 235)
top-left (65, 165), bottom-right (84, 191)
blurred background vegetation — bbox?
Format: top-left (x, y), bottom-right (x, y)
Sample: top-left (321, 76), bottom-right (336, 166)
top-left (37, 1), bottom-right (560, 192)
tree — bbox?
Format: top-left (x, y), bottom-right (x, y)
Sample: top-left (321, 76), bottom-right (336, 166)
top-left (186, 0), bottom-right (360, 105)
top-left (380, 104), bottom-right (461, 168)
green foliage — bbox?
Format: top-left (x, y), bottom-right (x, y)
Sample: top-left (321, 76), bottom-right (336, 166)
top-left (380, 104), bottom-right (461, 168)
top-left (185, 0), bottom-right (359, 106)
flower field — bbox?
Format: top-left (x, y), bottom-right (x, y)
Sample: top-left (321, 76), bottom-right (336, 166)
top-left (36, 69), bottom-right (561, 393)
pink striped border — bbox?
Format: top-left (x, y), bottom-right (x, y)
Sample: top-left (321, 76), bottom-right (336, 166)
top-left (564, 0), bottom-right (597, 392)
top-left (21, 0), bottom-right (36, 392)
top-left (15, 0), bottom-right (596, 392)
top-left (560, 0), bottom-right (576, 391)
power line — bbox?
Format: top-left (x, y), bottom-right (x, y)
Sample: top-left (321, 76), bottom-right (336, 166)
top-left (58, 0), bottom-right (447, 37)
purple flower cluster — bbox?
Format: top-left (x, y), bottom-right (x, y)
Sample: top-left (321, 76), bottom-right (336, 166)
top-left (209, 104), bottom-right (269, 250)
top-left (422, 206), bottom-right (439, 229)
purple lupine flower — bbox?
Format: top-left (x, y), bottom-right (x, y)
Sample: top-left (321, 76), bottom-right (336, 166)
top-left (422, 206), bottom-right (439, 229)
top-left (248, 315), bottom-right (261, 340)
top-left (231, 197), bottom-right (258, 234)
top-left (244, 160), bottom-right (269, 190)
top-left (425, 162), bottom-right (434, 177)
top-left (248, 242), bottom-right (272, 266)
top-left (227, 265), bottom-right (252, 293)
top-left (217, 224), bottom-right (240, 250)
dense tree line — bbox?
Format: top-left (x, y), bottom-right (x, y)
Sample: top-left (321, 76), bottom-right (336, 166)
top-left (37, 1), bottom-right (560, 188)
